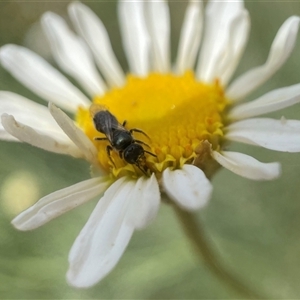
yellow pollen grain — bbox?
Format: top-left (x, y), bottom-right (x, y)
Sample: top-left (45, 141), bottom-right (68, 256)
top-left (76, 71), bottom-right (228, 177)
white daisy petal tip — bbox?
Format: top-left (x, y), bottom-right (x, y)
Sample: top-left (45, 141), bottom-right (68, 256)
top-left (162, 165), bottom-right (212, 211)
top-left (11, 215), bottom-right (28, 231)
top-left (1, 113), bottom-right (13, 125)
top-left (0, 44), bottom-right (21, 65)
top-left (41, 11), bottom-right (54, 22)
top-left (145, 0), bottom-right (170, 73)
top-left (68, 2), bottom-right (125, 87)
top-left (48, 101), bottom-right (59, 113)
top-left (48, 102), bottom-right (98, 164)
top-left (175, 0), bottom-right (203, 74)
top-left (118, 0), bottom-right (150, 76)
top-left (0, 44), bottom-right (11, 63)
top-left (1, 113), bottom-right (24, 142)
top-left (11, 177), bottom-right (111, 231)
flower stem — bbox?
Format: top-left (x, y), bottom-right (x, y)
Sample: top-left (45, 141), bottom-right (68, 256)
top-left (172, 203), bottom-right (266, 299)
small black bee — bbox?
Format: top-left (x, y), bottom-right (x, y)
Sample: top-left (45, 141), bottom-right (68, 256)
top-left (90, 104), bottom-right (156, 174)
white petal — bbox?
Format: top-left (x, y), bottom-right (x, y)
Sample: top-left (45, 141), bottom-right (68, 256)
top-left (118, 0), bottom-right (150, 76)
top-left (229, 83), bottom-right (300, 120)
top-left (68, 2), bottom-right (125, 87)
top-left (162, 165), bottom-right (212, 211)
top-left (176, 0), bottom-right (203, 75)
top-left (0, 91), bottom-right (67, 141)
top-left (227, 16), bottom-right (300, 101)
top-left (226, 118), bottom-right (300, 152)
top-left (215, 10), bottom-right (250, 86)
top-left (12, 177), bottom-right (111, 231)
top-left (196, 1), bottom-right (247, 84)
top-left (126, 174), bottom-right (160, 229)
top-left (144, 0), bottom-right (170, 73)
top-left (41, 12), bottom-right (106, 97)
top-left (67, 178), bottom-right (135, 288)
top-left (212, 151), bottom-right (281, 180)
top-left (48, 103), bottom-right (98, 164)
top-left (0, 45), bottom-right (90, 113)
top-left (1, 114), bottom-right (83, 157)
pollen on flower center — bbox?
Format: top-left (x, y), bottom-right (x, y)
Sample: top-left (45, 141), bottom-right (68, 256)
top-left (76, 71), bottom-right (229, 178)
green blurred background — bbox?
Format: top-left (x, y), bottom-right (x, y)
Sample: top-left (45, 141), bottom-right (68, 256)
top-left (1, 1), bottom-right (300, 298)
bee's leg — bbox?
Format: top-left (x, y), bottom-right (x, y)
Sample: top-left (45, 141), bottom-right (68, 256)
top-left (122, 120), bottom-right (127, 127)
top-left (129, 128), bottom-right (150, 140)
top-left (144, 150), bottom-right (157, 158)
top-left (95, 137), bottom-right (108, 141)
top-left (135, 162), bottom-right (149, 176)
top-left (106, 145), bottom-right (116, 167)
top-left (134, 139), bottom-right (151, 148)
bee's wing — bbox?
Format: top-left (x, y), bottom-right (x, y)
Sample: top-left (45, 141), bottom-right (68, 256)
top-left (90, 104), bottom-right (124, 140)
top-left (102, 112), bottom-right (117, 141)
top-left (115, 122), bottom-right (127, 131)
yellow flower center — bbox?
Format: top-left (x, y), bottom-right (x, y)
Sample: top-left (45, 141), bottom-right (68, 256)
top-left (76, 71), bottom-right (228, 178)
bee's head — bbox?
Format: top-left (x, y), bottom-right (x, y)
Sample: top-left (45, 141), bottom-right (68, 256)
top-left (123, 144), bottom-right (145, 165)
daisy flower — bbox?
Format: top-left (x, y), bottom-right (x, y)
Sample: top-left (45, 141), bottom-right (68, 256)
top-left (1, 0), bottom-right (300, 289)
